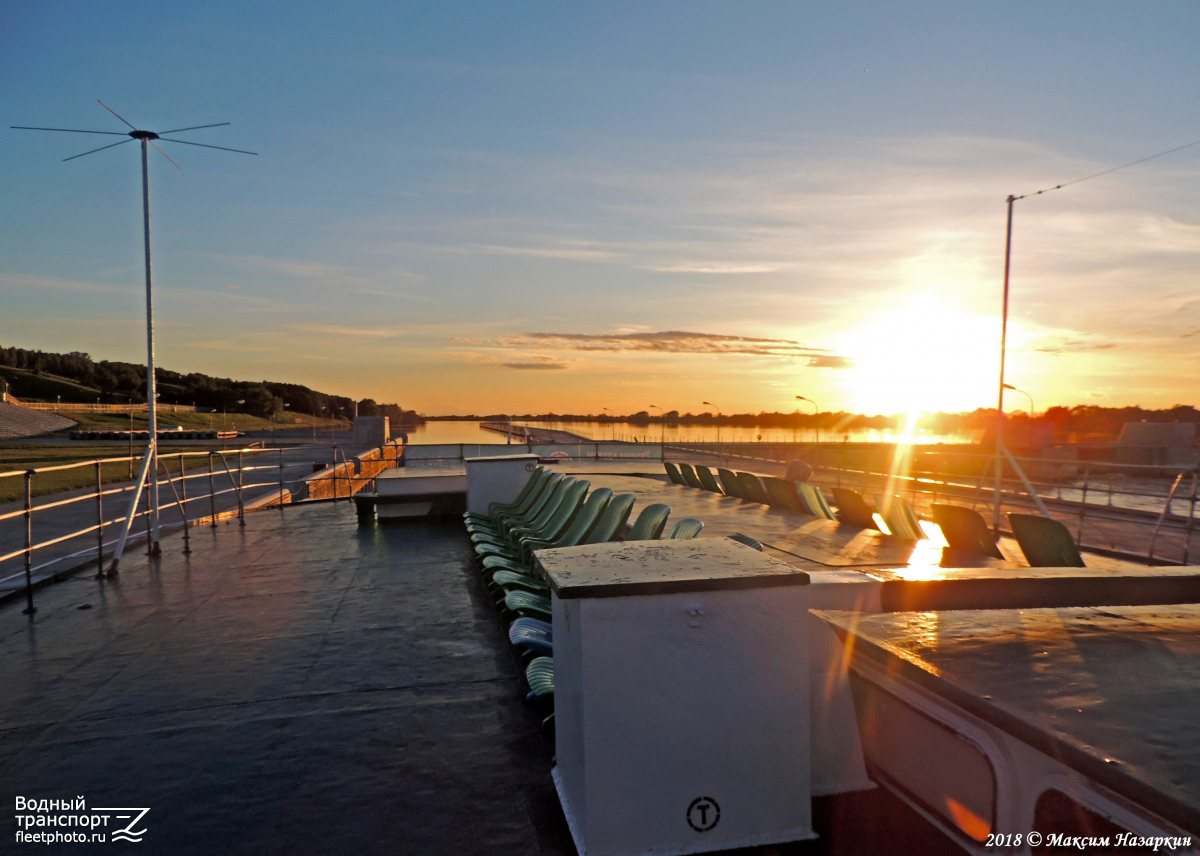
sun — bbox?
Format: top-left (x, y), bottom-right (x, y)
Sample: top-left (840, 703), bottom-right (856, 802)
top-left (834, 296), bottom-right (999, 414)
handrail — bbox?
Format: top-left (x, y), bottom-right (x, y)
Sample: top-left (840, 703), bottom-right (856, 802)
top-left (1, 440), bottom-right (405, 610)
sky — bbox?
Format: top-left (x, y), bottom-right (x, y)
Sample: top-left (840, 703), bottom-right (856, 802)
top-left (3, 1), bottom-right (1200, 416)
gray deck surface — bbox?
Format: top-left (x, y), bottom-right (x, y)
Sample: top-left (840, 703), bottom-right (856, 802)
top-left (0, 503), bottom-right (572, 855)
top-left (817, 605), bottom-right (1200, 835)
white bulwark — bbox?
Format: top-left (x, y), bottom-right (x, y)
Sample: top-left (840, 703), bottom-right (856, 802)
top-left (464, 454), bottom-right (541, 516)
top-left (536, 538), bottom-right (816, 856)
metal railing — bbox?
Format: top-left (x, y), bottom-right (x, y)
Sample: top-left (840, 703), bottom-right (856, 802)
top-left (667, 442), bottom-right (1199, 566)
top-left (0, 441), bottom-right (404, 614)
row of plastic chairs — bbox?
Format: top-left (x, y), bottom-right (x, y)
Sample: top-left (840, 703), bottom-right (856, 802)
top-left (667, 461), bottom-right (1084, 566)
top-left (664, 461), bottom-right (838, 521)
top-left (462, 466), bottom-right (706, 714)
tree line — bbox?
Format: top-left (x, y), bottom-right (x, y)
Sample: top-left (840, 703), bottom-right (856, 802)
top-left (0, 345), bottom-right (422, 426)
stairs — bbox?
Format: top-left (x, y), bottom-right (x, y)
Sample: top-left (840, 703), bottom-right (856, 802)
top-left (0, 401), bottom-right (76, 439)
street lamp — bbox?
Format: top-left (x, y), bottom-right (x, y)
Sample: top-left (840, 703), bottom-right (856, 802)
top-left (602, 407), bottom-right (614, 441)
top-left (1002, 384), bottom-right (1034, 418)
top-left (796, 396), bottom-right (819, 443)
top-left (649, 404), bottom-right (665, 449)
top-left (702, 402), bottom-right (721, 446)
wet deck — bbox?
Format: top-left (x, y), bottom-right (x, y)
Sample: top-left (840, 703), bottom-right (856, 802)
top-left (0, 504), bottom-right (570, 854)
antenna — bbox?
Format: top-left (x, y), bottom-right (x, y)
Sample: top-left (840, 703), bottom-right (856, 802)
top-left (12, 101), bottom-right (257, 578)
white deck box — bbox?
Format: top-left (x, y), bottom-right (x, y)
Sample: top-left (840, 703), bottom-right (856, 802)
top-left (536, 539), bottom-right (815, 856)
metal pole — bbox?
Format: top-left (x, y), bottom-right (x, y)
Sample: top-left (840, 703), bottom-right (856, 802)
top-left (994, 194), bottom-right (1015, 531)
top-left (108, 448), bottom-right (154, 575)
top-left (1077, 465), bottom-right (1090, 545)
top-left (140, 138), bottom-right (161, 556)
top-left (278, 448), bottom-right (285, 508)
top-left (95, 461), bottom-right (105, 578)
top-left (1184, 472), bottom-right (1197, 565)
top-left (237, 450), bottom-right (245, 526)
top-left (178, 454), bottom-right (190, 554)
top-left (208, 452), bottom-right (218, 527)
top-left (22, 471), bottom-right (36, 615)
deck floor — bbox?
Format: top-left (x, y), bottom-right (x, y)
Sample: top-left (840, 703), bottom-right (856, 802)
top-left (0, 503), bottom-right (571, 855)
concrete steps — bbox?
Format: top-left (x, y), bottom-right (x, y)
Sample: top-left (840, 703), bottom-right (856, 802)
top-left (0, 401), bottom-right (76, 439)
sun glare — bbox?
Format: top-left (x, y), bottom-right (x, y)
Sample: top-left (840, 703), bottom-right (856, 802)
top-left (834, 297), bottom-right (999, 414)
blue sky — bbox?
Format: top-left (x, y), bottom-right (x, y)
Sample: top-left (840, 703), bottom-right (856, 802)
top-left (4, 1), bottom-right (1199, 414)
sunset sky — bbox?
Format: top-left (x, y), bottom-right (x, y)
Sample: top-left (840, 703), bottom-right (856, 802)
top-left (4, 2), bottom-right (1199, 416)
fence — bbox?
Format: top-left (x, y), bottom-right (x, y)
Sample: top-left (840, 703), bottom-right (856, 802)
top-left (14, 401), bottom-right (200, 413)
top-left (0, 441), bottom-right (404, 614)
top-left (404, 442), bottom-right (664, 463)
top-left (667, 442), bottom-right (1199, 566)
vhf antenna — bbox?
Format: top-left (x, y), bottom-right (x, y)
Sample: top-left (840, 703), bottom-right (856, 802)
top-left (12, 101), bottom-right (257, 580)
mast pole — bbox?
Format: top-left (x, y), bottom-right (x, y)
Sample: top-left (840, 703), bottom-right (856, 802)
top-left (993, 195), bottom-right (1015, 531)
top-left (141, 136), bottom-right (161, 555)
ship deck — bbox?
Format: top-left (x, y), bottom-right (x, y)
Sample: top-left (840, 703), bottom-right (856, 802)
top-left (0, 499), bottom-right (962, 855)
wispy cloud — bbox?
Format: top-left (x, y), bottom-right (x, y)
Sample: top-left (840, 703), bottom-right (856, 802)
top-left (448, 329), bottom-right (840, 359)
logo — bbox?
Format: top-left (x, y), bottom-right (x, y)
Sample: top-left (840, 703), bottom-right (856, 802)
top-left (524, 462), bottom-right (536, 472)
top-left (686, 796), bottom-right (720, 832)
top-left (96, 807), bottom-right (150, 843)
top-left (547, 450), bottom-right (572, 460)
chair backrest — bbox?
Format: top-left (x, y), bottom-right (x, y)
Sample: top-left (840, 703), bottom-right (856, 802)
top-left (515, 476), bottom-right (577, 535)
top-left (678, 463), bottom-right (704, 489)
top-left (784, 459), bottom-right (814, 483)
top-left (762, 476), bottom-right (805, 513)
top-left (663, 462), bottom-right (686, 485)
top-left (932, 504), bottom-right (1003, 559)
top-left (728, 533), bottom-right (764, 551)
top-left (694, 465), bottom-right (725, 494)
top-left (1008, 513), bottom-right (1085, 567)
top-left (535, 479), bottom-right (591, 542)
top-left (831, 487), bottom-right (878, 529)
top-left (665, 518), bottom-right (704, 539)
top-left (488, 466), bottom-right (546, 516)
top-left (874, 494), bottom-right (926, 540)
top-left (551, 488), bottom-right (613, 548)
top-left (716, 468), bottom-right (744, 497)
top-left (736, 471), bottom-right (770, 504)
top-left (627, 503), bottom-right (671, 540)
top-left (796, 482), bottom-right (837, 521)
top-left (585, 493), bottom-right (637, 544)
top-left (502, 472), bottom-right (564, 527)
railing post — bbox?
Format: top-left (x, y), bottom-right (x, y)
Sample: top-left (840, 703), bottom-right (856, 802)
top-left (144, 460), bottom-right (154, 554)
top-left (237, 450), bottom-right (245, 526)
top-left (1184, 472), bottom-right (1197, 566)
top-left (1077, 465), bottom-right (1089, 546)
top-left (208, 452), bottom-right (218, 527)
top-left (179, 454), bottom-right (190, 555)
top-left (22, 471), bottom-right (36, 615)
top-left (333, 445), bottom-right (339, 502)
top-left (95, 461), bottom-right (105, 578)
top-left (278, 448), bottom-right (285, 509)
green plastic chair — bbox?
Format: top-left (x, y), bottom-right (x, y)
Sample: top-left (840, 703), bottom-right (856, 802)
top-left (694, 465), bottom-right (724, 494)
top-left (736, 472), bottom-right (770, 504)
top-left (678, 463), bottom-right (705, 490)
top-left (627, 503), bottom-right (671, 540)
top-left (716, 468), bottom-right (744, 497)
top-left (510, 487), bottom-right (613, 564)
top-left (464, 466), bottom-right (545, 522)
top-left (875, 494), bottom-right (927, 540)
top-left (762, 476), bottom-right (806, 513)
top-left (932, 504), bottom-right (1003, 559)
top-left (525, 656), bottom-right (555, 702)
top-left (469, 474), bottom-right (571, 542)
top-left (796, 482), bottom-right (838, 521)
top-left (663, 462), bottom-right (686, 485)
top-left (728, 533), bottom-right (763, 551)
top-left (504, 588), bottom-right (553, 620)
top-left (665, 518), bottom-right (704, 539)
top-left (831, 487), bottom-right (878, 529)
top-left (472, 478), bottom-right (583, 556)
top-left (467, 472), bottom-right (564, 537)
top-left (1008, 513), bottom-right (1085, 567)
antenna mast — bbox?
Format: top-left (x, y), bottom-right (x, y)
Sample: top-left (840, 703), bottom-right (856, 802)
top-left (13, 102), bottom-right (256, 575)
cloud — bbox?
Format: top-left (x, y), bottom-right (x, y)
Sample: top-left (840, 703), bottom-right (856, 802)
top-left (1034, 339), bottom-right (1118, 354)
top-left (502, 360), bottom-right (569, 370)
top-left (453, 330), bottom-right (840, 359)
top-left (807, 354), bottom-right (855, 369)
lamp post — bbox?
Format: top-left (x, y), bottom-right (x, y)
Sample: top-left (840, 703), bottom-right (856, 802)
top-left (796, 395), bottom-right (819, 443)
top-left (702, 401), bottom-right (721, 446)
top-left (649, 404), bottom-right (665, 450)
top-left (602, 407), bottom-right (614, 441)
top-left (1002, 383), bottom-right (1034, 418)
